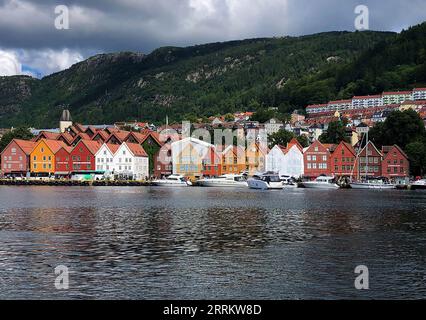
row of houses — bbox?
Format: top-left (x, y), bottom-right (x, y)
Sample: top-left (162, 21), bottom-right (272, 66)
top-left (306, 88), bottom-right (426, 115)
top-left (171, 137), bottom-right (410, 183)
top-left (1, 138), bottom-right (149, 180)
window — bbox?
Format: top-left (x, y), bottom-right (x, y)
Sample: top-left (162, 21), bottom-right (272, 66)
top-left (307, 155), bottom-right (311, 161)
top-left (41, 148), bottom-right (44, 152)
top-left (34, 164), bottom-right (37, 169)
top-left (322, 156), bottom-right (327, 161)
top-left (48, 156), bottom-right (51, 161)
top-left (11, 148), bottom-right (16, 154)
top-left (87, 156), bottom-right (91, 161)
top-left (312, 156), bottom-right (317, 161)
top-left (43, 156), bottom-right (46, 161)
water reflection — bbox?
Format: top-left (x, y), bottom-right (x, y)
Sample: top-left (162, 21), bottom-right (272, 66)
top-left (0, 186), bottom-right (426, 299)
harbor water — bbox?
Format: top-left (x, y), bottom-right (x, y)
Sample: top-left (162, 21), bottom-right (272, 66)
top-left (0, 186), bottom-right (426, 299)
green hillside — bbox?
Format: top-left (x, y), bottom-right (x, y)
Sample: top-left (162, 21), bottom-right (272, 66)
top-left (0, 29), bottom-right (408, 127)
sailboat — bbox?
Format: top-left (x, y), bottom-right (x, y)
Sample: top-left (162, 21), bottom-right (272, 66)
top-left (349, 127), bottom-right (395, 190)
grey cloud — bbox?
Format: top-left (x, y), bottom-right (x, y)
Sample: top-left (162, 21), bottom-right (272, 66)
top-left (0, 0), bottom-right (425, 76)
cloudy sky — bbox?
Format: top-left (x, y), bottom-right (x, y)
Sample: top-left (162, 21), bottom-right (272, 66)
top-left (1, 0), bottom-right (425, 77)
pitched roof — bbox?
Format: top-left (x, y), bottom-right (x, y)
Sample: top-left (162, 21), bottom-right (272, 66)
top-left (36, 131), bottom-right (61, 141)
top-left (287, 138), bottom-right (304, 152)
top-left (382, 145), bottom-right (408, 159)
top-left (40, 139), bottom-right (69, 154)
top-left (76, 140), bottom-right (102, 155)
top-left (125, 143), bottom-right (148, 157)
top-left (93, 130), bottom-right (110, 141)
top-left (12, 139), bottom-right (37, 155)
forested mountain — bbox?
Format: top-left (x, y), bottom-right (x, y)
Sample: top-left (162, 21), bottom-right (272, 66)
top-left (1, 22), bottom-right (424, 128)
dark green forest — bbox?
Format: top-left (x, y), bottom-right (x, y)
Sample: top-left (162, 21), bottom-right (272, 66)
top-left (0, 22), bottom-right (425, 128)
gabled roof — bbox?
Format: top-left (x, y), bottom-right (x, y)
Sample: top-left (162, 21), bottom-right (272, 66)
top-left (74, 140), bottom-right (102, 155)
top-left (35, 139), bottom-right (68, 155)
top-left (287, 138), bottom-right (303, 152)
top-left (93, 130), bottom-right (110, 141)
top-left (106, 131), bottom-right (131, 144)
top-left (2, 139), bottom-right (36, 156)
top-left (57, 132), bottom-right (74, 144)
top-left (124, 143), bottom-right (148, 157)
top-left (35, 131), bottom-right (61, 141)
top-left (382, 145), bottom-right (408, 159)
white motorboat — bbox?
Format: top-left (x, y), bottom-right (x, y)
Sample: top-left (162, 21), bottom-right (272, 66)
top-left (247, 173), bottom-right (284, 190)
top-left (410, 179), bottom-right (426, 190)
top-left (350, 178), bottom-right (395, 190)
top-left (280, 175), bottom-right (298, 188)
top-left (198, 174), bottom-right (248, 188)
top-left (152, 175), bottom-right (192, 187)
top-left (302, 176), bottom-right (340, 189)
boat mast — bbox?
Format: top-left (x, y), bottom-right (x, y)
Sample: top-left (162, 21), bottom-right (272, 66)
top-left (365, 129), bottom-right (369, 181)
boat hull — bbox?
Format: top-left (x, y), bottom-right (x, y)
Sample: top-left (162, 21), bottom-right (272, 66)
top-left (302, 182), bottom-right (340, 189)
top-left (247, 180), bottom-right (283, 190)
top-left (151, 181), bottom-right (190, 187)
top-left (350, 183), bottom-right (395, 190)
top-left (198, 180), bottom-right (248, 188)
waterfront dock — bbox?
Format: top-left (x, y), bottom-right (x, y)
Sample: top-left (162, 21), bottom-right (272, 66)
top-left (0, 179), bottom-right (152, 187)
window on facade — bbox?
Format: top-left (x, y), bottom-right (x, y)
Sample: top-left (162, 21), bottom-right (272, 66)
top-left (307, 155), bottom-right (311, 161)
top-left (11, 148), bottom-right (16, 154)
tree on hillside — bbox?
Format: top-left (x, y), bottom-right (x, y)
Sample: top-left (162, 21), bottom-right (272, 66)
top-left (370, 110), bottom-right (426, 148)
top-left (297, 135), bottom-right (310, 148)
top-left (251, 109), bottom-right (276, 123)
top-left (406, 141), bottom-right (426, 177)
top-left (0, 127), bottom-right (34, 153)
top-left (319, 121), bottom-right (349, 144)
top-left (268, 130), bottom-right (295, 149)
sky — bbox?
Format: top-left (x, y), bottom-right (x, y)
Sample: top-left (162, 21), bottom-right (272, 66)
top-left (0, 0), bottom-right (426, 78)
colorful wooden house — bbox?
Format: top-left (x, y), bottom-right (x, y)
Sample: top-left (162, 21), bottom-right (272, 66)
top-left (357, 141), bottom-right (382, 178)
top-left (55, 146), bottom-right (73, 176)
top-left (30, 139), bottom-right (68, 175)
top-left (330, 141), bottom-right (358, 178)
top-left (70, 140), bottom-right (102, 172)
top-left (381, 145), bottom-right (410, 183)
top-left (303, 140), bottom-right (332, 178)
top-left (1, 139), bottom-right (36, 176)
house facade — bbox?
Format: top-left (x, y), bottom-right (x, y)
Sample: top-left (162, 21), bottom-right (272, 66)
top-left (357, 141), bottom-right (382, 178)
top-left (70, 140), bottom-right (102, 172)
top-left (55, 146), bottom-right (72, 176)
top-left (330, 141), bottom-right (358, 178)
top-left (30, 139), bottom-right (68, 175)
top-left (303, 140), bottom-right (332, 178)
top-left (1, 139), bottom-right (36, 176)
top-left (381, 145), bottom-right (410, 183)
top-left (171, 138), bottom-right (216, 178)
top-left (266, 139), bottom-right (304, 178)
top-left (113, 143), bottom-right (149, 180)
top-left (95, 143), bottom-right (119, 173)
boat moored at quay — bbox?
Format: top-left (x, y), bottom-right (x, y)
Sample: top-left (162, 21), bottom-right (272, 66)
top-left (410, 179), bottom-right (426, 190)
top-left (301, 176), bottom-right (340, 189)
top-left (198, 174), bottom-right (248, 188)
top-left (247, 173), bottom-right (284, 190)
top-left (151, 175), bottom-right (192, 187)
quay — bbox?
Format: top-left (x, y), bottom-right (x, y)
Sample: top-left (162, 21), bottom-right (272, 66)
top-left (0, 179), bottom-right (152, 187)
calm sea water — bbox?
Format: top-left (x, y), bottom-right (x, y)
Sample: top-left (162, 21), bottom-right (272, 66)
top-left (0, 186), bottom-right (426, 300)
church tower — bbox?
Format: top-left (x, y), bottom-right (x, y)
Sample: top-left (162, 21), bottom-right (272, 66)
top-left (60, 109), bottom-right (73, 133)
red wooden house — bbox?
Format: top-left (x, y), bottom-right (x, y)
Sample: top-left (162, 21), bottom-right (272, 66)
top-left (303, 140), bottom-right (332, 178)
top-left (70, 140), bottom-right (102, 172)
top-left (1, 139), bottom-right (36, 176)
top-left (357, 141), bottom-right (382, 178)
top-left (330, 141), bottom-right (358, 178)
top-left (55, 146), bottom-right (73, 176)
top-left (202, 146), bottom-right (222, 177)
top-left (381, 145), bottom-right (410, 181)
